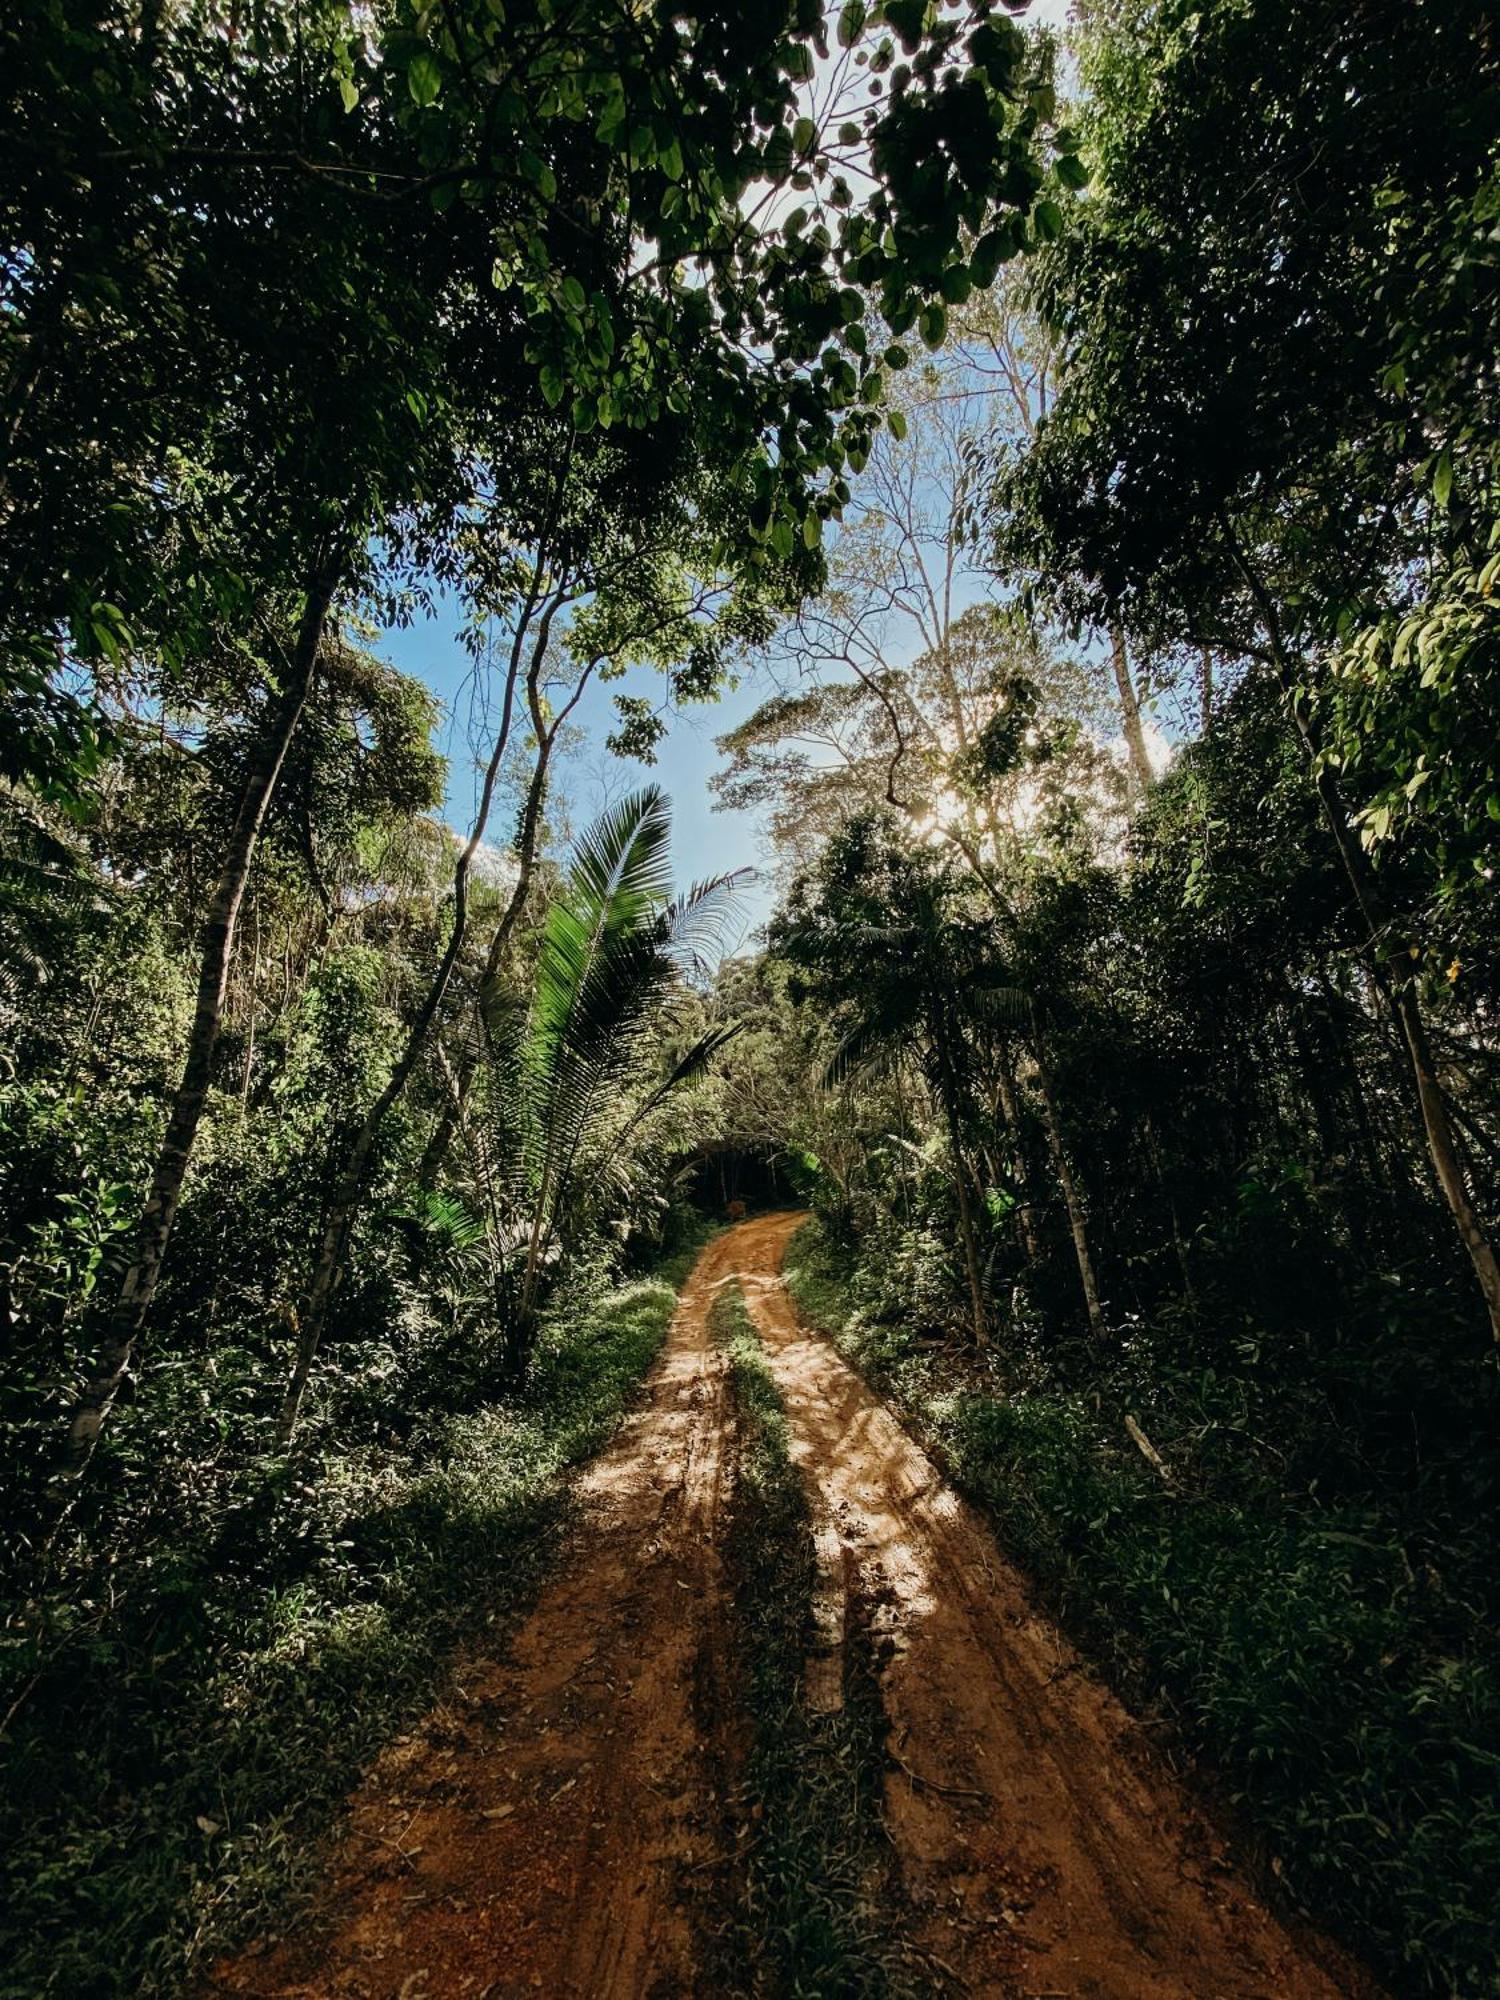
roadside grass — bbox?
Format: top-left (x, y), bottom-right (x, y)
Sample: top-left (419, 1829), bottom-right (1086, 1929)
top-left (783, 1218), bottom-right (1500, 2000)
top-left (0, 1228), bottom-right (710, 2000)
top-left (712, 1279), bottom-right (920, 1999)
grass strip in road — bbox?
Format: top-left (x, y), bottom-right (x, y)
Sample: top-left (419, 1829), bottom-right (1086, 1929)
top-left (712, 1279), bottom-right (918, 2000)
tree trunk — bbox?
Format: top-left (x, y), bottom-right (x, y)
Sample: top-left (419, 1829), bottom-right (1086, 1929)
top-left (940, 1090), bottom-right (988, 1348)
top-left (1225, 520), bottom-right (1500, 1343)
top-left (1032, 1035), bottom-right (1106, 1341)
top-left (1143, 1116), bottom-right (1196, 1313)
top-left (415, 1100), bottom-right (459, 1191)
top-left (1198, 645), bottom-right (1214, 731)
top-left (409, 658), bottom-right (581, 1190)
top-left (1109, 624), bottom-right (1153, 791)
top-left (54, 556), bottom-right (343, 1490)
top-left (276, 567), bottom-right (581, 1446)
top-left (995, 1053), bottom-right (1041, 1262)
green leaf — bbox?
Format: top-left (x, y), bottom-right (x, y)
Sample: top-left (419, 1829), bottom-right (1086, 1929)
top-left (793, 117), bottom-right (817, 156)
top-left (407, 51), bottom-right (442, 108)
top-left (521, 150), bottom-right (557, 201)
top-left (969, 222), bottom-right (1014, 287)
top-left (837, 0), bottom-right (867, 47)
top-left (1055, 152), bottom-right (1089, 190)
top-left (884, 0), bottom-right (925, 53)
top-left (1433, 448), bottom-right (1453, 510)
top-left (887, 408), bottom-right (907, 441)
top-left (918, 301), bottom-right (947, 349)
top-left (802, 511), bottom-right (822, 549)
top-left (1033, 199), bottom-right (1064, 243)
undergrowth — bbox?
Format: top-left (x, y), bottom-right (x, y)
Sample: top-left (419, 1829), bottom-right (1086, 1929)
top-left (783, 1219), bottom-right (1500, 2000)
top-left (713, 1280), bottom-right (917, 1999)
top-left (0, 1227), bottom-right (710, 2000)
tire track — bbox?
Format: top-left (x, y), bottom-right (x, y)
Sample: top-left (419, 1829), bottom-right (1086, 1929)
top-left (738, 1209), bottom-right (1376, 2000)
top-left (206, 1230), bottom-right (745, 2000)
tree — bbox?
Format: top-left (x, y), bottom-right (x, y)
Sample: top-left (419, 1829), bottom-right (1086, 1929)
top-left (276, 432), bottom-right (794, 1438)
top-left (459, 784), bottom-right (739, 1370)
top-left (775, 813), bottom-right (1028, 1348)
top-left (15, 0), bottom-right (1080, 1485)
top-left (987, 0), bottom-right (1500, 1339)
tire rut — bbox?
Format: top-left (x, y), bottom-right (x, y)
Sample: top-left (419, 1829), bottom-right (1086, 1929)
top-left (205, 1230), bottom-right (746, 2000)
top-left (738, 1209), bottom-right (1378, 2000)
top-left (205, 1215), bottom-right (1378, 2000)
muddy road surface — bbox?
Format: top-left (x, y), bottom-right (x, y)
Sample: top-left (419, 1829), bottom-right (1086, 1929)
top-left (207, 1213), bottom-right (1372, 1999)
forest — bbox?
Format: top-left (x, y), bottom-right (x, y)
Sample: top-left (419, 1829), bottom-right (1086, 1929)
top-left (3, 1), bottom-right (1499, 1996)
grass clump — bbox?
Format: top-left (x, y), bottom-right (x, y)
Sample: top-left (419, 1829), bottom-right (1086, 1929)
top-left (783, 1218), bottom-right (1500, 2000)
top-left (712, 1279), bottom-right (916, 1999)
top-left (0, 1230), bottom-right (708, 2000)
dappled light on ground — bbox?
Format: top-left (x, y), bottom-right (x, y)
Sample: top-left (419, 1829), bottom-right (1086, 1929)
top-left (207, 1218), bottom-right (1375, 2000)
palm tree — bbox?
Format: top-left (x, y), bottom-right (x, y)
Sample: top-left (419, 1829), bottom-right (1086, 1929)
top-left (472, 784), bottom-right (741, 1370)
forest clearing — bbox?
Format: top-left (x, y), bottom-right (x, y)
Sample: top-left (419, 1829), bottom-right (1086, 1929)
top-left (5, 0), bottom-right (1500, 1995)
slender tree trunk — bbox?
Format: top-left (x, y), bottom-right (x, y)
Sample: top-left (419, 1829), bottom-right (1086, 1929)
top-left (1143, 1116), bottom-right (1196, 1313)
top-left (1109, 624), bottom-right (1153, 791)
top-left (1198, 645), bottom-right (1215, 731)
top-left (412, 659), bottom-right (581, 1188)
top-left (995, 1052), bottom-right (1041, 1261)
top-left (416, 1100), bottom-right (459, 1191)
top-left (240, 910), bottom-right (261, 1110)
top-left (54, 556), bottom-right (343, 1490)
top-left (276, 554), bottom-right (582, 1445)
top-left (1225, 520), bottom-right (1500, 1343)
top-left (939, 1088), bottom-right (988, 1348)
top-left (1031, 1034), bottom-right (1106, 1341)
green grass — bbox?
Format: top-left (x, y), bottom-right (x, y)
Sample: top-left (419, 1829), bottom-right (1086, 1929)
top-left (712, 1280), bottom-right (919, 2000)
top-left (782, 1218), bottom-right (1500, 2000)
top-left (0, 1228), bottom-right (710, 2000)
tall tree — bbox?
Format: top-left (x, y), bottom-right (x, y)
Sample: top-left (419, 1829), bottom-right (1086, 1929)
top-left (988, 0), bottom-right (1500, 1338)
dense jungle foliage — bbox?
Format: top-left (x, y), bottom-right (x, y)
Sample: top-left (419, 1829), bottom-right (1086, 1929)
top-left (3, 0), bottom-right (1499, 1994)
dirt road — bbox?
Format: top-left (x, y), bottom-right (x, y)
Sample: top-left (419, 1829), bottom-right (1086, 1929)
top-left (208, 1213), bottom-right (1371, 1999)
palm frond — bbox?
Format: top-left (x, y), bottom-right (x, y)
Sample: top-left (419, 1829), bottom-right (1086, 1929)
top-left (825, 1015), bottom-right (899, 1089)
top-left (967, 982), bottom-right (1032, 1030)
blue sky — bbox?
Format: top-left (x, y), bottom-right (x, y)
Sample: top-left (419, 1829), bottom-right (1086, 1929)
top-left (379, 609), bottom-right (781, 942)
top-left (379, 0), bottom-right (1078, 941)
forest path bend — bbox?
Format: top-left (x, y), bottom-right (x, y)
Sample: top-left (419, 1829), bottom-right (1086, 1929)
top-left (206, 1213), bottom-right (1369, 2000)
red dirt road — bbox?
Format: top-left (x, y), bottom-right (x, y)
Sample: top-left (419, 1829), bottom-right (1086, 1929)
top-left (207, 1214), bottom-right (1374, 1999)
